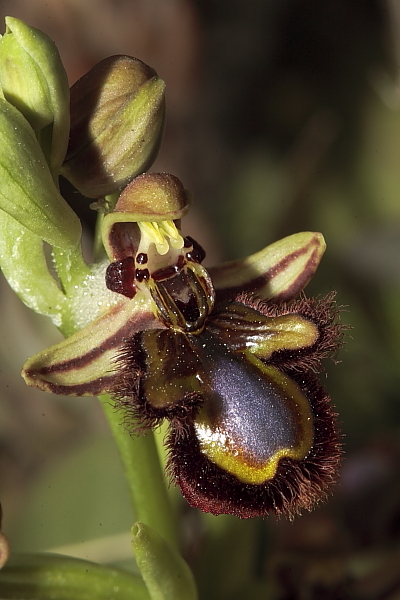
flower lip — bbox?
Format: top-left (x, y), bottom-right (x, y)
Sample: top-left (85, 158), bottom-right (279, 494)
top-left (164, 293), bottom-right (344, 517)
top-left (190, 330), bottom-right (314, 485)
top-left (168, 370), bottom-right (341, 519)
top-left (112, 292), bottom-right (344, 518)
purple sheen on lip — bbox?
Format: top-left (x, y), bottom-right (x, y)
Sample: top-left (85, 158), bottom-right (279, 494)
top-left (167, 370), bottom-right (341, 519)
top-left (190, 331), bottom-right (313, 478)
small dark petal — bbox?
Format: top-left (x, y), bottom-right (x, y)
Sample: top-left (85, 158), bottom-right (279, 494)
top-left (136, 252), bottom-right (148, 265)
top-left (105, 257), bottom-right (136, 298)
top-left (135, 268), bottom-right (150, 282)
top-left (167, 372), bottom-right (342, 518)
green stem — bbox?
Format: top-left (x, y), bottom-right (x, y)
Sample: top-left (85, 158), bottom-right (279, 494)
top-left (93, 193), bottom-right (120, 262)
top-left (51, 204), bottom-right (179, 554)
top-left (99, 395), bottom-right (178, 551)
top-left (93, 210), bottom-right (106, 263)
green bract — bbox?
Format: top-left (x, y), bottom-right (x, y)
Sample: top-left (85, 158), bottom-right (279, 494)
top-left (62, 55), bottom-right (166, 198)
top-left (0, 211), bottom-right (66, 324)
top-left (131, 522), bottom-right (198, 600)
top-left (0, 17), bottom-right (70, 175)
top-left (0, 98), bottom-right (81, 249)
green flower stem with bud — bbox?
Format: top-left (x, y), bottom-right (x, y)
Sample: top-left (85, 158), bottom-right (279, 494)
top-left (0, 15), bottom-right (189, 599)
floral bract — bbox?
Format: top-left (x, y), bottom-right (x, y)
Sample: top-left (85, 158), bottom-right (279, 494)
top-left (22, 171), bottom-right (343, 518)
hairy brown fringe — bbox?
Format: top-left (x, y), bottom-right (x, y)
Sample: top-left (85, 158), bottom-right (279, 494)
top-left (111, 290), bottom-right (345, 518)
top-left (166, 371), bottom-right (342, 519)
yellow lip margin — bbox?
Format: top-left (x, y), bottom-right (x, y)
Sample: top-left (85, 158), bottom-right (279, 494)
top-left (194, 360), bottom-right (314, 485)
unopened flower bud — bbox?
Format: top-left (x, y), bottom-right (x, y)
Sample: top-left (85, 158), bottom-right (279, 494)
top-left (0, 17), bottom-right (70, 174)
top-left (62, 55), bottom-right (166, 198)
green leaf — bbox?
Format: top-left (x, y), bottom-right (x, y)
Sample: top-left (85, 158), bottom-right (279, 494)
top-left (0, 209), bottom-right (66, 322)
top-left (0, 553), bottom-right (150, 600)
top-left (0, 98), bottom-right (81, 249)
top-left (131, 522), bottom-right (198, 600)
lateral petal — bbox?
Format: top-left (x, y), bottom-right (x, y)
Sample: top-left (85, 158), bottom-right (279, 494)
top-left (207, 300), bottom-right (319, 359)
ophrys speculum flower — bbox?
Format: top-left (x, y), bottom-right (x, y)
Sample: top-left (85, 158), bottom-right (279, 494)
top-left (22, 171), bottom-right (343, 518)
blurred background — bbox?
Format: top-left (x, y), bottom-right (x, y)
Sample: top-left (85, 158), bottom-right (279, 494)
top-left (1, 0), bottom-right (400, 598)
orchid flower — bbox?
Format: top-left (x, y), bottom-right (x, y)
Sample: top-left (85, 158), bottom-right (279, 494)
top-left (22, 171), bottom-right (343, 518)
top-left (0, 17), bottom-right (344, 528)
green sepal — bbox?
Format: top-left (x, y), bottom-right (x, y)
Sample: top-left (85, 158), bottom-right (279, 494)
top-left (208, 231), bottom-right (326, 301)
top-left (0, 209), bottom-right (66, 323)
top-left (0, 17), bottom-right (70, 175)
top-left (0, 553), bottom-right (150, 600)
top-left (102, 173), bottom-right (189, 260)
top-left (131, 522), bottom-right (198, 600)
top-left (0, 98), bottom-right (81, 249)
top-left (21, 294), bottom-right (159, 396)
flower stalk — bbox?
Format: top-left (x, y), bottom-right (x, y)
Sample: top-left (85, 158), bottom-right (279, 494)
top-left (99, 396), bottom-right (178, 551)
